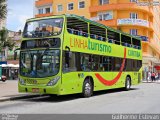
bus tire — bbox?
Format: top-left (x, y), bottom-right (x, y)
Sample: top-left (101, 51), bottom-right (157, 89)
top-left (82, 79), bottom-right (93, 98)
top-left (125, 76), bottom-right (131, 91)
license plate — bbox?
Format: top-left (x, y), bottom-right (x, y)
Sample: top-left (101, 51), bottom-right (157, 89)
top-left (32, 88), bottom-right (39, 93)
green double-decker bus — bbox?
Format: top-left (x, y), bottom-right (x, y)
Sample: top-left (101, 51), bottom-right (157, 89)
top-left (18, 14), bottom-right (142, 97)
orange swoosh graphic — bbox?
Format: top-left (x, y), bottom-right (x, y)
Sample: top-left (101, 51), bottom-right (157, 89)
top-left (95, 48), bottom-right (126, 86)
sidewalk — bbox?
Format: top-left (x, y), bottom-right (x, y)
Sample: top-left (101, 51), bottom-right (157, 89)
top-left (0, 80), bottom-right (39, 102)
top-left (142, 79), bottom-right (160, 83)
top-left (1, 79), bottom-right (159, 102)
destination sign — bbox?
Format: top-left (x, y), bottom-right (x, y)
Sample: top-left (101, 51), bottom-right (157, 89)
top-left (21, 38), bottom-right (61, 49)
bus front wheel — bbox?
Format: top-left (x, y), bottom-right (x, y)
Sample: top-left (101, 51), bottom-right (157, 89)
top-left (82, 79), bottom-right (93, 98)
top-left (125, 76), bottom-right (131, 91)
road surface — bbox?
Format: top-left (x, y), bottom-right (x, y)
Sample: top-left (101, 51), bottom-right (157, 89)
top-left (0, 81), bottom-right (160, 114)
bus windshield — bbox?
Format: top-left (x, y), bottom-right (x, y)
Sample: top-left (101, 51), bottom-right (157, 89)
top-left (20, 49), bottom-right (60, 78)
top-left (23, 18), bottom-right (63, 38)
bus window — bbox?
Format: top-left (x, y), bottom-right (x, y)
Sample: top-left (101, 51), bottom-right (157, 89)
top-left (91, 55), bottom-right (99, 71)
top-left (23, 18), bottom-right (63, 38)
top-left (107, 30), bottom-right (120, 45)
top-left (137, 60), bottom-right (142, 70)
top-left (80, 54), bottom-right (92, 71)
top-left (99, 56), bottom-right (103, 71)
top-left (67, 17), bottom-right (88, 37)
top-left (121, 35), bottom-right (132, 47)
top-left (63, 51), bottom-right (77, 73)
top-left (103, 56), bottom-right (112, 71)
top-left (125, 59), bottom-right (133, 71)
top-left (132, 38), bottom-right (141, 49)
top-left (112, 58), bottom-right (122, 71)
top-left (75, 52), bottom-right (82, 71)
top-left (132, 60), bottom-right (142, 71)
top-left (89, 24), bottom-right (106, 41)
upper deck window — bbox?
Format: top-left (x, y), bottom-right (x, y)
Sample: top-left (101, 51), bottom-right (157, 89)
top-left (90, 24), bottom-right (106, 41)
top-left (67, 17), bottom-right (88, 37)
top-left (23, 18), bottom-right (63, 38)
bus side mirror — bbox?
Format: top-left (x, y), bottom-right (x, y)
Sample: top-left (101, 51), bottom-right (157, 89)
top-left (64, 46), bottom-right (72, 68)
top-left (14, 48), bottom-right (20, 60)
top-left (65, 46), bottom-right (70, 52)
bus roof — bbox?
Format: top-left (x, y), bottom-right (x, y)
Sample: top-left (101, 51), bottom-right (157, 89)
top-left (26, 14), bottom-right (141, 41)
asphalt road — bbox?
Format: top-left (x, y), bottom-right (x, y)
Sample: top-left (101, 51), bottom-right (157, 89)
top-left (0, 82), bottom-right (160, 114)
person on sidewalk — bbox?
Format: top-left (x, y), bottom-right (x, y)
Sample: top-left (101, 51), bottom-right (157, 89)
top-left (151, 72), bottom-right (156, 82)
top-left (155, 72), bottom-right (159, 81)
top-left (147, 71), bottom-right (151, 82)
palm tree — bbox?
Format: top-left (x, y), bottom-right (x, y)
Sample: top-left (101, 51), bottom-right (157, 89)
top-left (0, 0), bottom-right (7, 19)
top-left (0, 28), bottom-right (15, 51)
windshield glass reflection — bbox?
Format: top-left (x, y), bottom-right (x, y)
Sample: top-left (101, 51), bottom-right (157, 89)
top-left (23, 18), bottom-right (63, 38)
top-left (20, 49), bottom-right (60, 78)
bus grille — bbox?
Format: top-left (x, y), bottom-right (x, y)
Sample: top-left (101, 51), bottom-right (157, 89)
top-left (25, 79), bottom-right (37, 85)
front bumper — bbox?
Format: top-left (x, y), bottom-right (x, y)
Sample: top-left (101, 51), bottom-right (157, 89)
top-left (18, 83), bottom-right (60, 95)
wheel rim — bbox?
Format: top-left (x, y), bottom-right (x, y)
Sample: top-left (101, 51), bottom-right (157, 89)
top-left (126, 78), bottom-right (130, 89)
top-left (84, 82), bottom-right (91, 96)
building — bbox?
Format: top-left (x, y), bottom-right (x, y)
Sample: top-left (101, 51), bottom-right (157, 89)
top-left (7, 30), bottom-right (21, 60)
top-left (2, 30), bottom-right (21, 80)
top-left (34, 0), bottom-right (160, 79)
top-left (35, 0), bottom-right (91, 18)
top-left (1, 30), bottom-right (21, 80)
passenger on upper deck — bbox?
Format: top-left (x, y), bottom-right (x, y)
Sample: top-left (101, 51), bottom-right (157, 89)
top-left (41, 27), bottom-right (50, 37)
top-left (34, 27), bottom-right (40, 37)
top-left (78, 29), bottom-right (83, 36)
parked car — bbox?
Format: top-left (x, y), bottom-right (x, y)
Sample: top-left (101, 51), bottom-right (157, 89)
top-left (1, 75), bottom-right (7, 82)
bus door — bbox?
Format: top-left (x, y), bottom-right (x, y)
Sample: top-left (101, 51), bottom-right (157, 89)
top-left (62, 51), bottom-right (80, 93)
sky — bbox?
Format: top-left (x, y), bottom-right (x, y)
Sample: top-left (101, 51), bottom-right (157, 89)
top-left (7, 0), bottom-right (34, 31)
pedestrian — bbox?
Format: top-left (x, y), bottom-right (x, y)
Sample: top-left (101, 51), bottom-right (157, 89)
top-left (147, 71), bottom-right (151, 82)
top-left (158, 72), bottom-right (160, 81)
top-left (155, 72), bottom-right (158, 81)
top-left (151, 72), bottom-right (156, 82)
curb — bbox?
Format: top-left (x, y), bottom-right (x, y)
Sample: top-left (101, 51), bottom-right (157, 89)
top-left (142, 80), bottom-right (160, 83)
top-left (0, 94), bottom-right (41, 102)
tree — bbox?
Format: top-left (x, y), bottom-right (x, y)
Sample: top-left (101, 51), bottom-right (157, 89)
top-left (0, 28), bottom-right (15, 52)
top-left (0, 0), bottom-right (7, 19)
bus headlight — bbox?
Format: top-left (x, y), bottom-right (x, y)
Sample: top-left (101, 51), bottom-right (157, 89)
top-left (19, 78), bottom-right (26, 85)
top-left (47, 76), bottom-right (60, 86)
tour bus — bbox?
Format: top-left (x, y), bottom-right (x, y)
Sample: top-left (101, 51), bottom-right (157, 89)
top-left (16, 14), bottom-right (142, 97)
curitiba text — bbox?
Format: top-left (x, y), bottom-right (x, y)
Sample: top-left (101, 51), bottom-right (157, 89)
top-left (128, 50), bottom-right (141, 58)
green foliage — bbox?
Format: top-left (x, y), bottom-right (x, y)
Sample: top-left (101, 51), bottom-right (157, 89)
top-left (0, 28), bottom-right (16, 52)
top-left (0, 0), bottom-right (7, 19)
